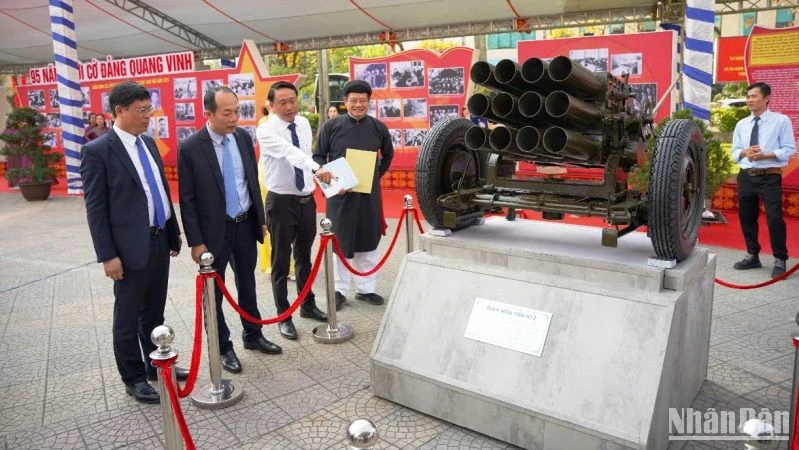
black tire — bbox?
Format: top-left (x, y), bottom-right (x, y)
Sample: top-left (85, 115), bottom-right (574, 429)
top-left (648, 119), bottom-right (706, 262)
top-left (415, 117), bottom-right (486, 229)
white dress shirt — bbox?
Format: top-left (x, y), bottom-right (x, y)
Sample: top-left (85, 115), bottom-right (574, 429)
top-left (731, 109), bottom-right (797, 168)
top-left (113, 124), bottom-right (172, 226)
top-left (256, 113), bottom-right (319, 195)
top-left (206, 124), bottom-right (252, 213)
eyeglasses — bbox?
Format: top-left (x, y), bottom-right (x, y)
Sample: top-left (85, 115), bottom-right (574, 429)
top-left (346, 98), bottom-right (369, 105)
top-left (125, 105), bottom-right (155, 114)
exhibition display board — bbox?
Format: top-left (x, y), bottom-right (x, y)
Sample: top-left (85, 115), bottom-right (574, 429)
top-left (15, 40), bottom-right (299, 179)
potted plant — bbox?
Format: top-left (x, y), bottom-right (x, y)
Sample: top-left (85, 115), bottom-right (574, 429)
top-left (0, 107), bottom-right (63, 201)
top-left (631, 108), bottom-right (735, 222)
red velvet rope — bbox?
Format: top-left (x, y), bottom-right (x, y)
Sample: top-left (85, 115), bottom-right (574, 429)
top-left (332, 211), bottom-right (406, 277)
top-left (714, 261), bottom-right (798, 289)
top-left (410, 208), bottom-right (424, 234)
top-left (215, 235), bottom-right (328, 325)
top-left (152, 357), bottom-right (196, 450)
top-left (793, 384), bottom-right (799, 450)
top-left (175, 275), bottom-right (206, 398)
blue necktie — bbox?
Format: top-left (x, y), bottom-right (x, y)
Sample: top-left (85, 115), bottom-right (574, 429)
top-left (135, 137), bottom-right (166, 228)
top-left (750, 116), bottom-right (760, 146)
top-left (287, 123), bottom-right (305, 191)
top-left (222, 135), bottom-right (242, 218)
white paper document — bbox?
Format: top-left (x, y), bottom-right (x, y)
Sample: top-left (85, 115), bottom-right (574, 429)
top-left (314, 157), bottom-right (358, 198)
top-left (464, 297), bottom-right (553, 357)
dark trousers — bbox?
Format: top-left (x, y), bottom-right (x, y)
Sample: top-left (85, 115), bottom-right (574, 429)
top-left (266, 192), bottom-right (317, 318)
top-left (112, 232), bottom-right (169, 385)
top-left (213, 214), bottom-right (263, 353)
top-left (737, 172), bottom-right (788, 260)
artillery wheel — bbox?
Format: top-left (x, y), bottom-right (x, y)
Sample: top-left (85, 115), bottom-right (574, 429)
top-left (648, 119), bottom-right (706, 262)
top-left (415, 117), bottom-right (487, 229)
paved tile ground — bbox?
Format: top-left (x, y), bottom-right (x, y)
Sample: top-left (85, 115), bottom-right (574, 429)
top-left (0, 193), bottom-right (796, 449)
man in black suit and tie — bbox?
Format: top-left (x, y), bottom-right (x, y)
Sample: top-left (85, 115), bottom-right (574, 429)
top-left (178, 86), bottom-right (281, 374)
top-left (81, 81), bottom-right (184, 404)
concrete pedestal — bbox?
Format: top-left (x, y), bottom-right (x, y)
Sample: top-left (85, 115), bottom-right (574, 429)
top-left (371, 217), bottom-right (715, 449)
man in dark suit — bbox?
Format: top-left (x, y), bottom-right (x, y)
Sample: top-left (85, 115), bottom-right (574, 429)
top-left (178, 86), bottom-right (281, 374)
top-left (81, 81), bottom-right (185, 404)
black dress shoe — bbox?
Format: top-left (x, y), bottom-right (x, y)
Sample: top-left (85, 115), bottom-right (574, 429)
top-left (147, 366), bottom-right (190, 382)
top-left (278, 320), bottom-right (298, 340)
top-left (355, 292), bottom-right (385, 305)
top-left (244, 336), bottom-right (283, 354)
top-left (335, 291), bottom-right (347, 311)
top-left (220, 349), bottom-right (242, 374)
top-left (125, 381), bottom-right (160, 404)
top-left (733, 253), bottom-right (761, 270)
top-left (300, 305), bottom-right (328, 322)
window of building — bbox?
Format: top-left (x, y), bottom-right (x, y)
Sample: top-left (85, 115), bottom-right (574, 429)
top-left (776, 8), bottom-right (795, 28)
top-left (487, 31), bottom-right (534, 49)
top-left (639, 21), bottom-right (656, 32)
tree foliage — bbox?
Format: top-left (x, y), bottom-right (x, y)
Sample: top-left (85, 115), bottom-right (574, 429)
top-left (0, 107), bottom-right (63, 184)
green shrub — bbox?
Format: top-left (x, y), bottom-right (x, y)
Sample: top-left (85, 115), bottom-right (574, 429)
top-left (710, 106), bottom-right (749, 132)
top-left (305, 112), bottom-right (320, 136)
top-left (0, 107), bottom-right (63, 185)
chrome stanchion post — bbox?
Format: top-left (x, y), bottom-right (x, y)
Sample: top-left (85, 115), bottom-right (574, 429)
top-left (790, 335), bottom-right (799, 448)
top-left (313, 218), bottom-right (354, 344)
top-left (190, 253), bottom-right (243, 409)
top-left (348, 419), bottom-right (379, 450)
top-left (149, 325), bottom-right (183, 450)
top-left (403, 195), bottom-right (414, 254)
top-left (740, 418), bottom-right (777, 450)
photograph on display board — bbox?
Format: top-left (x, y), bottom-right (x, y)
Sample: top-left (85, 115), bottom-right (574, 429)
top-left (388, 129), bottom-right (402, 148)
top-left (28, 90), bottom-right (45, 110)
top-left (155, 117), bottom-right (169, 138)
top-left (101, 92), bottom-right (110, 113)
top-left (149, 88), bottom-right (162, 110)
top-left (429, 105), bottom-right (459, 127)
top-left (368, 100), bottom-right (377, 117)
top-left (229, 73), bottom-right (255, 96)
top-left (49, 89), bottom-right (59, 109)
top-left (354, 63), bottom-right (387, 89)
top-left (611, 53), bottom-right (643, 76)
top-left (46, 113), bottom-right (61, 128)
top-left (81, 87), bottom-right (91, 107)
top-left (404, 128), bottom-right (428, 147)
top-left (177, 126), bottom-right (196, 142)
top-left (378, 99), bottom-right (401, 119)
top-left (202, 79), bottom-right (224, 98)
top-left (403, 98), bottom-right (427, 118)
top-left (390, 60), bottom-right (425, 88)
top-left (239, 99), bottom-right (256, 120)
top-left (83, 111), bottom-right (94, 124)
top-left (242, 126), bottom-right (257, 145)
top-left (630, 83), bottom-right (658, 111)
top-left (173, 77), bottom-right (197, 99)
top-left (43, 131), bottom-right (57, 148)
top-left (428, 68), bottom-right (465, 95)
top-left (175, 102), bottom-right (196, 122)
top-left (569, 48), bottom-right (609, 72)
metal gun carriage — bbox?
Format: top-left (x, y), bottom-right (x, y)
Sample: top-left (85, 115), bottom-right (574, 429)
top-left (415, 56), bottom-right (706, 262)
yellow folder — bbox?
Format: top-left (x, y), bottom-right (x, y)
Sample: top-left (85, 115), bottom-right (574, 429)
top-left (345, 148), bottom-right (377, 194)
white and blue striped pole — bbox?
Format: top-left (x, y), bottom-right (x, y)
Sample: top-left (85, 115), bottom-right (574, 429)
top-left (683, 0), bottom-right (714, 122)
top-left (49, 0), bottom-right (83, 194)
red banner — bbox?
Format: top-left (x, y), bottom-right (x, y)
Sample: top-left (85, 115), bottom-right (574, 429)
top-left (15, 40), bottom-right (300, 176)
top-left (348, 47), bottom-right (474, 188)
top-left (518, 30), bottom-right (677, 122)
top-left (745, 25), bottom-right (799, 188)
top-left (716, 36), bottom-right (748, 83)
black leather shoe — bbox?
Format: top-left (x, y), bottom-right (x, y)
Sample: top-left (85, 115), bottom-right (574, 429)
top-left (147, 366), bottom-right (190, 382)
top-left (278, 320), bottom-right (298, 340)
top-left (125, 381), bottom-right (160, 404)
top-left (244, 336), bottom-right (283, 354)
top-left (772, 259), bottom-right (787, 278)
top-left (335, 292), bottom-right (347, 311)
top-left (355, 292), bottom-right (385, 305)
top-left (220, 349), bottom-right (242, 374)
top-left (733, 253), bottom-right (761, 270)
top-left (300, 306), bottom-right (328, 322)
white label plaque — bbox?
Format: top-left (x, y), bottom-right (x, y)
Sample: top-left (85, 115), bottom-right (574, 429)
top-left (464, 297), bottom-right (552, 357)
